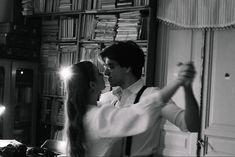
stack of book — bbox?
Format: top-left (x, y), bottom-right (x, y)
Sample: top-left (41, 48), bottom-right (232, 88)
top-left (116, 11), bottom-right (141, 41)
top-left (21, 0), bottom-right (33, 15)
top-left (59, 43), bottom-right (78, 67)
top-left (116, 0), bottom-right (133, 8)
top-left (79, 43), bottom-right (101, 66)
top-left (42, 19), bottom-right (59, 42)
top-left (41, 43), bottom-right (59, 69)
top-left (51, 99), bottom-right (64, 126)
top-left (34, 0), bottom-right (59, 13)
top-left (58, 0), bottom-right (72, 12)
top-left (100, 0), bottom-right (116, 9)
top-left (93, 14), bottom-right (117, 41)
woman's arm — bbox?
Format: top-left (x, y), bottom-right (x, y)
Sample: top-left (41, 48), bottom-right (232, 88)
top-left (87, 63), bottom-right (193, 138)
top-left (87, 92), bottom-right (163, 138)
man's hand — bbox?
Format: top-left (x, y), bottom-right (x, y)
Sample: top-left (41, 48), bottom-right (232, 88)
top-left (176, 62), bottom-right (196, 86)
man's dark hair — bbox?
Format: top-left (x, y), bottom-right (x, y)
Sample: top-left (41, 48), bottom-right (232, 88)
top-left (100, 40), bottom-right (145, 79)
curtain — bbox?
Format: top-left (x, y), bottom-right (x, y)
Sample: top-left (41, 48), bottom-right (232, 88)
top-left (157, 0), bottom-right (235, 29)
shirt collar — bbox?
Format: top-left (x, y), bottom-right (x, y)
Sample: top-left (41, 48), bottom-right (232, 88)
top-left (112, 86), bottom-right (123, 100)
top-left (126, 79), bottom-right (145, 94)
top-left (112, 79), bottom-right (145, 98)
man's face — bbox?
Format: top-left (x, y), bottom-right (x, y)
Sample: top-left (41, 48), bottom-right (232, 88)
top-left (103, 57), bottom-right (127, 87)
top-left (93, 65), bottom-right (105, 91)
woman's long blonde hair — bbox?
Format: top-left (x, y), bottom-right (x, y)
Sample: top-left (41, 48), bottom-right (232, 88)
top-left (63, 61), bottom-right (95, 157)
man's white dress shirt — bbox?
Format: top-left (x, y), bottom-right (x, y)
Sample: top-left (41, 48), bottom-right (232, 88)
top-left (99, 79), bottom-right (188, 156)
top-left (84, 91), bottom-right (163, 157)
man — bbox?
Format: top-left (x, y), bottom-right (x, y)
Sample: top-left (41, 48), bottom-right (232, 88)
top-left (99, 40), bottom-right (200, 157)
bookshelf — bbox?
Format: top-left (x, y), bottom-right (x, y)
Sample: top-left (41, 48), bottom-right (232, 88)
top-left (27, 0), bottom-right (157, 145)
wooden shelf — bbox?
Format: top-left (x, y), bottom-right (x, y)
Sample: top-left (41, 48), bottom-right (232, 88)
top-left (78, 39), bottom-right (148, 44)
top-left (28, 6), bottom-right (149, 17)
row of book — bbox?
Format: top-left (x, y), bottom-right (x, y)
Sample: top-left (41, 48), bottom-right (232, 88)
top-left (93, 14), bottom-right (117, 41)
top-left (42, 11), bottom-right (147, 43)
top-left (21, 0), bottom-right (33, 15)
top-left (42, 19), bottom-right (59, 42)
top-left (79, 43), bottom-right (103, 71)
top-left (82, 12), bottom-right (147, 41)
top-left (41, 43), bottom-right (101, 96)
top-left (40, 41), bottom-right (147, 96)
top-left (34, 0), bottom-right (96, 12)
top-left (40, 97), bottom-right (64, 126)
top-left (41, 43), bottom-right (79, 68)
top-left (41, 43), bottom-right (59, 70)
top-left (116, 11), bottom-right (142, 40)
top-left (59, 17), bottom-right (79, 40)
top-left (41, 43), bottom-right (78, 96)
top-left (42, 17), bottom-right (90, 42)
top-left (41, 71), bottom-right (64, 95)
top-left (80, 15), bottom-right (96, 40)
top-left (33, 0), bottom-right (149, 13)
top-left (59, 43), bottom-right (79, 67)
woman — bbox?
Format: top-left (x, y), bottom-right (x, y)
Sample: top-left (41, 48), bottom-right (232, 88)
top-left (62, 61), bottom-right (194, 157)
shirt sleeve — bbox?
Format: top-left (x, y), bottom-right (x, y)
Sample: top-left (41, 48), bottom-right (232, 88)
top-left (99, 91), bottom-right (121, 108)
top-left (147, 87), bottom-right (188, 131)
top-left (85, 92), bottom-right (164, 139)
top-left (161, 99), bottom-right (188, 131)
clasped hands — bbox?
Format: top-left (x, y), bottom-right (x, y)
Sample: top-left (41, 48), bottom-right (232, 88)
top-left (175, 62), bottom-right (196, 86)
